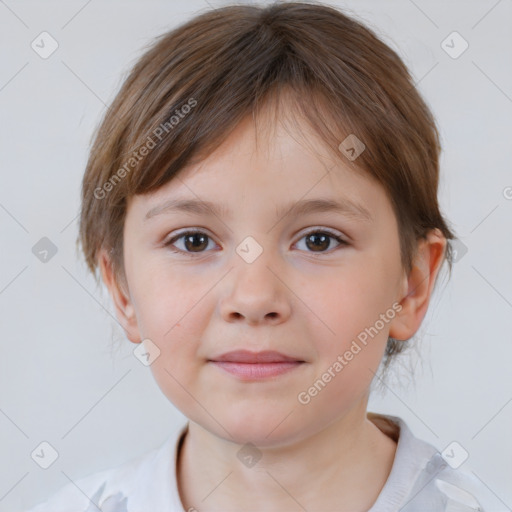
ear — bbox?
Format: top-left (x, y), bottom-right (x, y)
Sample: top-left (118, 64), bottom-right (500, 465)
top-left (389, 229), bottom-right (447, 341)
top-left (98, 248), bottom-right (141, 344)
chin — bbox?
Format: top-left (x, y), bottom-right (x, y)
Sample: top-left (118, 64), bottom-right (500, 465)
top-left (211, 410), bottom-right (307, 449)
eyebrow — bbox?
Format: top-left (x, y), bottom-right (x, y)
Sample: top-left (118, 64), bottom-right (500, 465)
top-left (144, 197), bottom-right (373, 223)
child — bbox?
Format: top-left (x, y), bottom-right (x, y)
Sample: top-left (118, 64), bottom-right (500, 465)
top-left (27, 2), bottom-right (494, 511)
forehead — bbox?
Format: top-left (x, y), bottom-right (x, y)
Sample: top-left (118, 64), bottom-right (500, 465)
top-left (127, 106), bottom-right (390, 225)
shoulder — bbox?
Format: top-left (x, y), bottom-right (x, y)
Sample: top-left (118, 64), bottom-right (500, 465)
top-left (25, 449), bottom-right (157, 512)
top-left (25, 424), bottom-right (187, 512)
top-left (369, 413), bottom-right (502, 512)
top-left (403, 451), bottom-right (494, 511)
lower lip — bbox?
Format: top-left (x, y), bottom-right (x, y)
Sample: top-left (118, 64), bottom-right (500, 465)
top-left (210, 361), bottom-right (304, 380)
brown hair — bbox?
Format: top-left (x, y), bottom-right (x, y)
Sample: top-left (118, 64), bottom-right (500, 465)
top-left (77, 1), bottom-right (456, 367)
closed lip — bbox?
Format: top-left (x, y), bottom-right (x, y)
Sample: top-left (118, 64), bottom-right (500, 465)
top-left (209, 350), bottom-right (304, 364)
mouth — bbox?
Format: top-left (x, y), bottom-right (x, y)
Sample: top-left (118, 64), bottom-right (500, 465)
top-left (208, 350), bottom-right (305, 381)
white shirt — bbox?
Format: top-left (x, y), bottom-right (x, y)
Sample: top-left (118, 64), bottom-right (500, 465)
top-left (26, 413), bottom-right (499, 512)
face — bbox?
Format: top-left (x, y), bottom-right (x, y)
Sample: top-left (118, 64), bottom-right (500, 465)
top-left (115, 111), bottom-right (410, 447)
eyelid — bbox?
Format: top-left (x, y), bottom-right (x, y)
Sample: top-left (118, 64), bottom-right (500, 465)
top-left (163, 226), bottom-right (346, 243)
top-left (163, 227), bottom-right (218, 246)
top-left (295, 226), bottom-right (346, 240)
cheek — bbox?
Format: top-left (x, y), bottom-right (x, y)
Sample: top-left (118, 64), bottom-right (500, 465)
top-left (305, 267), bottom-right (391, 339)
top-left (128, 268), bottom-right (210, 378)
top-left (144, 314), bottom-right (208, 413)
top-left (303, 260), bottom-right (396, 383)
top-left (130, 259), bottom-right (203, 332)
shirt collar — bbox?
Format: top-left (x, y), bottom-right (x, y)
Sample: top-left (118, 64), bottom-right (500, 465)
top-left (139, 413), bottom-right (438, 512)
top-left (367, 413), bottom-right (440, 512)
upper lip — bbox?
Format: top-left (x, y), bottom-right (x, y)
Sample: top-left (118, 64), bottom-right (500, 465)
top-left (209, 350), bottom-right (304, 363)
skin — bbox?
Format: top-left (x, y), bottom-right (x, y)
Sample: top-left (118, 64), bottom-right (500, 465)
top-left (99, 106), bottom-right (447, 511)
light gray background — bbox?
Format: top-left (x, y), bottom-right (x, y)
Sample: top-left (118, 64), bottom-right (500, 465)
top-left (1, 0), bottom-right (511, 510)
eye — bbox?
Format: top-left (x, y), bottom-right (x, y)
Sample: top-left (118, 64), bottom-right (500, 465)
top-left (294, 229), bottom-right (348, 253)
top-left (163, 228), bottom-right (348, 256)
top-left (163, 230), bottom-right (217, 254)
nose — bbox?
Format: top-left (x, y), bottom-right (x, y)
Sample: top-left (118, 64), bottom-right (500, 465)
top-left (219, 252), bottom-right (292, 326)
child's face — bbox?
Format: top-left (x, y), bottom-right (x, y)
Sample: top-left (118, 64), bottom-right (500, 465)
top-left (117, 112), bottom-right (409, 446)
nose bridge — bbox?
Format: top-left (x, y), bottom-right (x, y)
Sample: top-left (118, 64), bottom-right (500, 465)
top-left (233, 235), bottom-right (280, 299)
top-left (219, 235), bottom-right (291, 324)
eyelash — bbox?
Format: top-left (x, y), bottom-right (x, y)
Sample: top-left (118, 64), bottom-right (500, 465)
top-left (163, 228), bottom-right (348, 256)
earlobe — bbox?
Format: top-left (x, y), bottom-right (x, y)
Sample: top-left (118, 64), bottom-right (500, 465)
top-left (98, 249), bottom-right (141, 344)
top-left (389, 229), bottom-right (447, 341)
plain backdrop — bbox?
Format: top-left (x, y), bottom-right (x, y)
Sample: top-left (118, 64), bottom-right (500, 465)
top-left (1, 0), bottom-right (511, 510)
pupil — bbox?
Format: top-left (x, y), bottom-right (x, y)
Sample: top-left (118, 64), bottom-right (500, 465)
top-left (186, 234), bottom-right (208, 251)
top-left (307, 233), bottom-right (329, 251)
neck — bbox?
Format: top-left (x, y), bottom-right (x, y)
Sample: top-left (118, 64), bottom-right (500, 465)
top-left (177, 405), bottom-right (398, 512)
